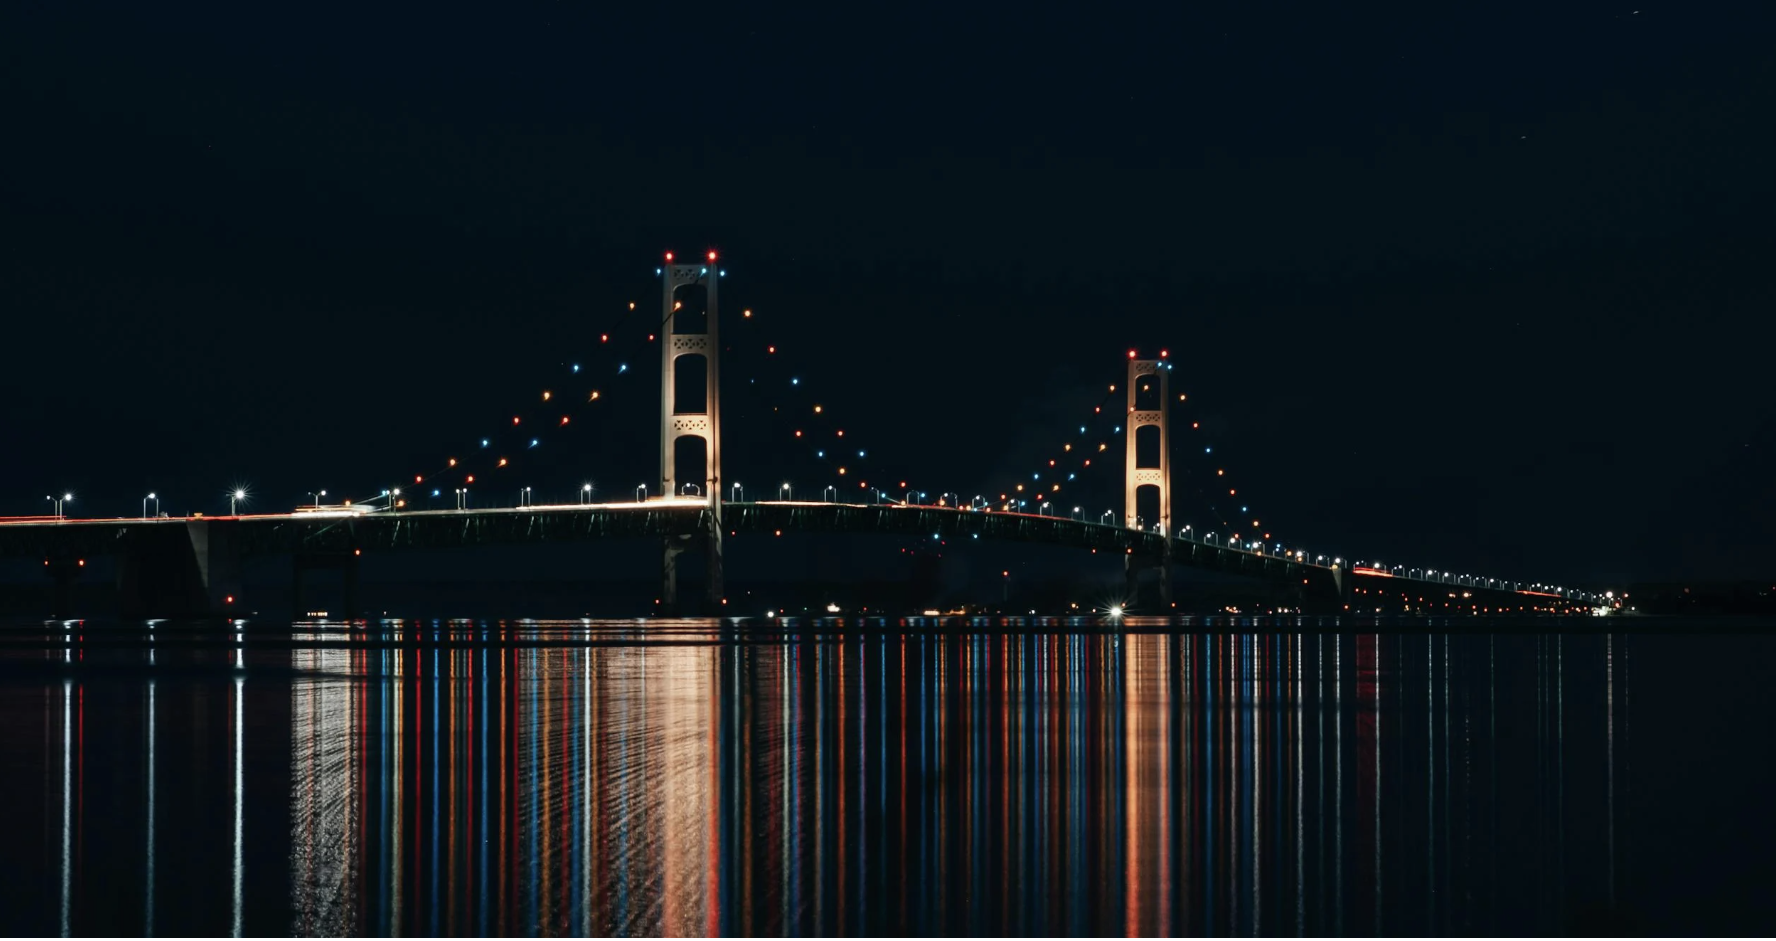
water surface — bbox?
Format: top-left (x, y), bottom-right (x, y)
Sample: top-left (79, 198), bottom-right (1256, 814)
top-left (0, 618), bottom-right (1770, 936)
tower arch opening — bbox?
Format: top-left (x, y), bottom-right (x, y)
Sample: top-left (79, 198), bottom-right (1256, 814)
top-left (672, 353), bottom-right (708, 415)
top-left (670, 282), bottom-right (709, 335)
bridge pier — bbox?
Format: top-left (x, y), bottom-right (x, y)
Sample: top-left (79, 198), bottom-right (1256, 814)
top-left (292, 550), bottom-right (360, 620)
top-left (1124, 549), bottom-right (1173, 611)
top-left (45, 554), bottom-right (83, 619)
top-left (116, 520), bottom-right (242, 618)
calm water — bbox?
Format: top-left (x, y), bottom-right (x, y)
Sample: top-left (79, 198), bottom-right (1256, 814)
top-left (0, 619), bottom-right (1771, 936)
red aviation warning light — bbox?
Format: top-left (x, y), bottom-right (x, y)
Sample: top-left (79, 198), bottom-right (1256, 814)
top-left (1128, 349), bottom-right (1137, 359)
top-left (664, 251), bottom-right (674, 262)
top-left (707, 250), bottom-right (717, 261)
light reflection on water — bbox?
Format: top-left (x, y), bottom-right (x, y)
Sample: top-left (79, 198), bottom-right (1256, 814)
top-left (0, 618), bottom-right (1742, 936)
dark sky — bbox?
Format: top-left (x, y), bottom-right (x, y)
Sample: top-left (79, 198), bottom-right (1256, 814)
top-left (3, 3), bottom-right (1772, 588)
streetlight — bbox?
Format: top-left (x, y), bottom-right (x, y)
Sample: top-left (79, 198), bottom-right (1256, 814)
top-left (582, 483), bottom-right (593, 505)
top-left (1038, 502), bottom-right (1054, 517)
top-left (520, 486), bottom-right (533, 507)
top-left (1072, 506), bottom-right (1083, 521)
top-left (308, 490), bottom-right (326, 508)
top-left (941, 492), bottom-right (959, 508)
top-left (680, 482), bottom-right (701, 497)
top-left (730, 482), bottom-right (744, 503)
top-left (46, 493), bottom-right (71, 519)
top-left (1101, 509), bottom-right (1114, 525)
top-left (391, 487), bottom-right (401, 511)
top-left (143, 493), bottom-right (158, 519)
top-left (780, 482), bottom-right (792, 501)
top-left (455, 488), bottom-right (468, 510)
top-left (230, 489), bottom-right (247, 516)
top-left (635, 484), bottom-right (647, 502)
top-left (823, 485), bottom-right (837, 503)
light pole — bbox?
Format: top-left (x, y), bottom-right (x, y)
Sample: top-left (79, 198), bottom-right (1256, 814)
top-left (1101, 509), bottom-right (1113, 525)
top-left (308, 490), bottom-right (326, 508)
top-left (1038, 502), bottom-right (1054, 517)
top-left (391, 487), bottom-right (401, 512)
top-left (730, 482), bottom-right (743, 503)
top-left (635, 484), bottom-right (647, 502)
top-left (582, 483), bottom-right (593, 505)
top-left (230, 489), bottom-right (246, 516)
top-left (47, 493), bottom-right (71, 519)
top-left (520, 486), bottom-right (533, 507)
top-left (680, 483), bottom-right (701, 497)
top-left (455, 488), bottom-right (468, 510)
top-left (780, 482), bottom-right (792, 501)
top-left (143, 493), bottom-right (158, 519)
top-left (941, 492), bottom-right (959, 508)
top-left (824, 485), bottom-right (837, 503)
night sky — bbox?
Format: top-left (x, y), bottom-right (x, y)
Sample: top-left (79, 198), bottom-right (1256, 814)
top-left (3, 4), bottom-right (1771, 589)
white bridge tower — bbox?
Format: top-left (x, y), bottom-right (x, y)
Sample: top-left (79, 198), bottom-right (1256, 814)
top-left (659, 252), bottom-right (723, 609)
top-left (1123, 354), bottom-right (1172, 605)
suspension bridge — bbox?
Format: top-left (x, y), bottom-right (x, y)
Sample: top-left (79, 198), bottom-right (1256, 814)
top-left (2, 252), bottom-right (1602, 618)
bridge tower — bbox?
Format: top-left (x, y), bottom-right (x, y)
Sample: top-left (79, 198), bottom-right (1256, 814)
top-left (1123, 355), bottom-right (1172, 606)
top-left (659, 253), bottom-right (723, 610)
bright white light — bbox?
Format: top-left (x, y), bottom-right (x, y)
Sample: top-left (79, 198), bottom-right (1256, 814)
top-left (233, 490), bottom-right (245, 500)
top-left (1108, 605), bottom-right (1124, 617)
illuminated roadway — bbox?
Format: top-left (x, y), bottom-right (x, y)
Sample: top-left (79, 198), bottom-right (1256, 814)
top-left (0, 498), bottom-right (1600, 606)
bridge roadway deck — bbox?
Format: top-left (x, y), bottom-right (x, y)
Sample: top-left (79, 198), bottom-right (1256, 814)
top-left (0, 500), bottom-right (1596, 603)
top-left (0, 500), bottom-right (1324, 583)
